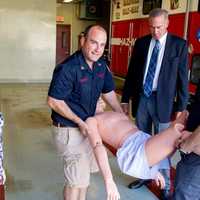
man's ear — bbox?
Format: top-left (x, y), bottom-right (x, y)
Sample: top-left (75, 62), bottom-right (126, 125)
top-left (80, 36), bottom-right (86, 47)
top-left (165, 18), bottom-right (169, 29)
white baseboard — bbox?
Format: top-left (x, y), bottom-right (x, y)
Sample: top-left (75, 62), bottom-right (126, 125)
top-left (0, 79), bottom-right (51, 83)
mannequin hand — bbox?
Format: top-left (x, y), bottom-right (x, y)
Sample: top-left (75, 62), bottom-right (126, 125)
top-left (155, 172), bottom-right (165, 189)
top-left (105, 178), bottom-right (120, 200)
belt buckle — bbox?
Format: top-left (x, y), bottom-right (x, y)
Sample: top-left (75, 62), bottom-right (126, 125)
top-left (53, 121), bottom-right (60, 127)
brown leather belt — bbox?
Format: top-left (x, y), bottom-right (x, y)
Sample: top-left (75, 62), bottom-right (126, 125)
top-left (53, 121), bottom-right (68, 127)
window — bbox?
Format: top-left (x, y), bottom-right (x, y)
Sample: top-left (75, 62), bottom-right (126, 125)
top-left (143, 0), bottom-right (162, 15)
top-left (62, 32), bottom-right (67, 48)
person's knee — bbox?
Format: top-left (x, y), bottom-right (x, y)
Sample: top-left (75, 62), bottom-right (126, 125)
top-left (64, 185), bottom-right (87, 200)
top-left (79, 187), bottom-right (88, 200)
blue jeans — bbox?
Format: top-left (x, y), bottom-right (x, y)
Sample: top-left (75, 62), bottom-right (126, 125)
top-left (135, 93), bottom-right (171, 191)
top-left (173, 154), bottom-right (200, 200)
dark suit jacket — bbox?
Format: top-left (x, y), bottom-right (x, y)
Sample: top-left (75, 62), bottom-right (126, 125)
top-left (180, 79), bottom-right (200, 166)
top-left (121, 33), bottom-right (189, 122)
top-left (187, 79), bottom-right (200, 131)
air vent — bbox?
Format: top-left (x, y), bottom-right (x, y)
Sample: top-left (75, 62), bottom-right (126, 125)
top-left (79, 0), bottom-right (102, 20)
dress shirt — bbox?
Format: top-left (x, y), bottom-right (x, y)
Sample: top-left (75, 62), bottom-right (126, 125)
top-left (143, 32), bottom-right (167, 91)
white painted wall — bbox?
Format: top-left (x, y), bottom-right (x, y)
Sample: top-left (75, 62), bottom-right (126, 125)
top-left (0, 0), bottom-right (56, 82)
top-left (0, 1), bottom-right (97, 82)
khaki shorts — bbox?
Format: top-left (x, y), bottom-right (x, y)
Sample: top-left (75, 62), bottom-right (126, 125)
top-left (52, 126), bottom-right (98, 188)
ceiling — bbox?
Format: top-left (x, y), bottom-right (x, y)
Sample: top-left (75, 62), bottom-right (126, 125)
top-left (57, 0), bottom-right (83, 3)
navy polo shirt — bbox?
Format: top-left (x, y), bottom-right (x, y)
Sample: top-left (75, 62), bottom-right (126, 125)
top-left (48, 50), bottom-right (115, 127)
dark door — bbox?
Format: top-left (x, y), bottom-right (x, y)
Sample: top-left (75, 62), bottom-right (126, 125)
top-left (56, 24), bottom-right (71, 64)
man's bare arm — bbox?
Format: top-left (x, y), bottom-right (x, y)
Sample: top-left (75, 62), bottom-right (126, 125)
top-left (47, 96), bottom-right (88, 135)
top-left (102, 91), bottom-right (123, 113)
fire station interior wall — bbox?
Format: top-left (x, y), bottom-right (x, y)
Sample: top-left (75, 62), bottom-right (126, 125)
top-left (112, 0), bottom-right (199, 22)
top-left (110, 0), bottom-right (200, 77)
top-left (56, 3), bottom-right (95, 54)
top-left (0, 0), bottom-right (56, 82)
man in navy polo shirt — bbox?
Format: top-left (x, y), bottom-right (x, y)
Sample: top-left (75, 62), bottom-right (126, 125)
top-left (47, 25), bottom-right (123, 200)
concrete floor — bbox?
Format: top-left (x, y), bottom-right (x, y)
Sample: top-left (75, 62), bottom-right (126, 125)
top-left (0, 83), bottom-right (160, 200)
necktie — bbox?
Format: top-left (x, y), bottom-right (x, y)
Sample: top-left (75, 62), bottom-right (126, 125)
top-left (143, 40), bottom-right (161, 97)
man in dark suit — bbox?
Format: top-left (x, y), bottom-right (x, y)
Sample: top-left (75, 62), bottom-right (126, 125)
top-left (121, 8), bottom-right (189, 199)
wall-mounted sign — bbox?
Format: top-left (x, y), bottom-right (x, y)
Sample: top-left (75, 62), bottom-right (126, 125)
top-left (122, 5), bottom-right (139, 15)
top-left (123, 0), bottom-right (139, 6)
top-left (170, 0), bottom-right (179, 10)
top-left (115, 12), bottom-right (121, 19)
top-left (56, 16), bottom-right (64, 22)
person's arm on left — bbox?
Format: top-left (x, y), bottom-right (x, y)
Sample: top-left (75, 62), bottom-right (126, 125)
top-left (180, 126), bottom-right (200, 155)
top-left (102, 91), bottom-right (123, 113)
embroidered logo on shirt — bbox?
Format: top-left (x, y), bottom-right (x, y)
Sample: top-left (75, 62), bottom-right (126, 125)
top-left (97, 73), bottom-right (104, 79)
top-left (79, 77), bottom-right (88, 83)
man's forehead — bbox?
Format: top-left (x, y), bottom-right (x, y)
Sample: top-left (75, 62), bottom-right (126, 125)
top-left (88, 32), bottom-right (107, 42)
top-left (149, 17), bottom-right (167, 26)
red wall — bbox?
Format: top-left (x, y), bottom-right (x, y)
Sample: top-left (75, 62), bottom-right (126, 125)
top-left (111, 12), bottom-right (200, 78)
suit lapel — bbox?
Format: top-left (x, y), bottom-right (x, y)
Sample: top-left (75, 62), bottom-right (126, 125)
top-left (158, 34), bottom-right (172, 77)
top-left (157, 33), bottom-right (173, 90)
top-left (142, 36), bottom-right (151, 75)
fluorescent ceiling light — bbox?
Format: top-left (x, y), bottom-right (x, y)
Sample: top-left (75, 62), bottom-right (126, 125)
top-left (63, 0), bottom-right (73, 2)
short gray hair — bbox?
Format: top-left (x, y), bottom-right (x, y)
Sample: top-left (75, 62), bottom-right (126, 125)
top-left (149, 8), bottom-right (168, 20)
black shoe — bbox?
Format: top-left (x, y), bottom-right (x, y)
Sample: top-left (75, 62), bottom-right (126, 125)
top-left (128, 179), bottom-right (151, 189)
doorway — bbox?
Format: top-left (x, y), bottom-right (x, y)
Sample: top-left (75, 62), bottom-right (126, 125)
top-left (56, 24), bottom-right (71, 64)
